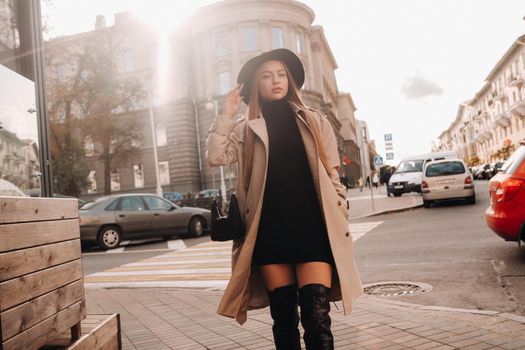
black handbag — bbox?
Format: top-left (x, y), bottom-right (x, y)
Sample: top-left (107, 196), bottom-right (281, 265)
top-left (210, 193), bottom-right (246, 242)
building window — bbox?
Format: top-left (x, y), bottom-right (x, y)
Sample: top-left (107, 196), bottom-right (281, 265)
top-left (296, 31), bottom-right (303, 54)
top-left (87, 170), bottom-right (97, 193)
top-left (111, 168), bottom-right (121, 191)
top-left (218, 71), bottom-right (230, 95)
top-left (159, 161), bottom-right (170, 185)
top-left (215, 31), bottom-right (228, 56)
top-left (272, 27), bottom-right (284, 49)
top-left (156, 123), bottom-right (167, 146)
top-left (133, 164), bottom-right (144, 188)
top-left (243, 26), bottom-right (257, 51)
top-left (122, 49), bottom-right (135, 72)
top-left (84, 136), bottom-right (95, 156)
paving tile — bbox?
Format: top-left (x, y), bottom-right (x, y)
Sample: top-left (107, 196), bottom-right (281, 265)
top-left (84, 288), bottom-right (525, 350)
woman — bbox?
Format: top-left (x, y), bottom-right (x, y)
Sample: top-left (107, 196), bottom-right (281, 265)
top-left (206, 48), bottom-right (363, 350)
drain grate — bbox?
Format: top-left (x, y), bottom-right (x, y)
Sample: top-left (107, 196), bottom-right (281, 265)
top-left (363, 281), bottom-right (432, 296)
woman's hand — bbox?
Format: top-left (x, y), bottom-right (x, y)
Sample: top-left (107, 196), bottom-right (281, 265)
top-left (222, 83), bottom-right (244, 119)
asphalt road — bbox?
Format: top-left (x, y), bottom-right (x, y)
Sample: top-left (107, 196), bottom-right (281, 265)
top-left (353, 180), bottom-right (525, 315)
top-left (81, 235), bottom-right (210, 276)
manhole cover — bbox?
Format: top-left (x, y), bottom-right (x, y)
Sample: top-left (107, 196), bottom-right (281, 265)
top-left (363, 281), bottom-right (432, 296)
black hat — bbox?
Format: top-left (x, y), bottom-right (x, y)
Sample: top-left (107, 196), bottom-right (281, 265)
top-left (237, 48), bottom-right (305, 104)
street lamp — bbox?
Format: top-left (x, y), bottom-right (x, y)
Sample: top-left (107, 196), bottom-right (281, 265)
top-left (148, 77), bottom-right (163, 197)
top-left (205, 99), bottom-right (227, 200)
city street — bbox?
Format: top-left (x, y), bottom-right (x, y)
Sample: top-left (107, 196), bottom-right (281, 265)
top-left (80, 181), bottom-right (525, 349)
top-left (354, 181), bottom-right (525, 316)
top-left (82, 181), bottom-right (525, 315)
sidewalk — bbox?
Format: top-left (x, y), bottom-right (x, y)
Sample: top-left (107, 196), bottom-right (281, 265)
top-left (347, 186), bottom-right (423, 219)
top-left (85, 288), bottom-right (525, 350)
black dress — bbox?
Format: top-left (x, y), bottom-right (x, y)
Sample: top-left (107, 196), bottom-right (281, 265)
top-left (252, 98), bottom-right (334, 266)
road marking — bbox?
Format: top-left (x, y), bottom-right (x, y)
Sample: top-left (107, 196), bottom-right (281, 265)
top-left (85, 222), bottom-right (382, 289)
top-left (350, 221), bottom-right (383, 241)
top-left (167, 239), bottom-right (186, 250)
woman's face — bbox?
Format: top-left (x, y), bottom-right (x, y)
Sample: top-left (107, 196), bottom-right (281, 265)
top-left (256, 60), bottom-right (289, 102)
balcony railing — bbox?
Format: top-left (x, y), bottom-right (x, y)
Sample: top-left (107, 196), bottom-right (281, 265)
top-left (510, 100), bottom-right (525, 118)
top-left (509, 75), bottom-right (525, 88)
top-left (492, 111), bottom-right (511, 128)
top-left (494, 91), bottom-right (507, 101)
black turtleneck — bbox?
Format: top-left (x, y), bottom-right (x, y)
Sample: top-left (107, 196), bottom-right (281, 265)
top-left (253, 98), bottom-right (334, 266)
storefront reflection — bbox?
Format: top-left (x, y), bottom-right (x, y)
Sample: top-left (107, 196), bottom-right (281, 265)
top-left (0, 1), bottom-right (41, 196)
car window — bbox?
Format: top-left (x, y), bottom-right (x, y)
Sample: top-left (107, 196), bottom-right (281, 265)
top-left (396, 160), bottom-right (423, 173)
top-left (425, 161), bottom-right (465, 177)
top-left (119, 196), bottom-right (145, 211)
top-left (501, 146), bottom-right (525, 174)
top-left (105, 199), bottom-right (120, 211)
top-left (143, 196), bottom-right (173, 210)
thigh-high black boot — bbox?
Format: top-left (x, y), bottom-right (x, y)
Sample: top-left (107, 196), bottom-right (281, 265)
top-left (298, 283), bottom-right (334, 350)
top-left (267, 284), bottom-right (301, 350)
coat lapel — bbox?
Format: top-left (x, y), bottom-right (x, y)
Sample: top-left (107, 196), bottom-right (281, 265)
top-left (247, 117), bottom-right (269, 153)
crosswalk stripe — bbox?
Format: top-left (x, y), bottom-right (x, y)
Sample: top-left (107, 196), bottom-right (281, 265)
top-left (85, 221), bottom-right (384, 288)
top-left (167, 239), bottom-right (186, 250)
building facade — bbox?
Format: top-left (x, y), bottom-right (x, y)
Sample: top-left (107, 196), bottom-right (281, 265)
top-left (436, 34), bottom-right (525, 164)
top-left (47, 0), bottom-right (363, 199)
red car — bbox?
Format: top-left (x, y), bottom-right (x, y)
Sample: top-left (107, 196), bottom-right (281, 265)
top-left (485, 143), bottom-right (525, 246)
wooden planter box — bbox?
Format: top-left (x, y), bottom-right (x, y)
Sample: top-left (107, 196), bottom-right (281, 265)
top-left (0, 197), bottom-right (120, 350)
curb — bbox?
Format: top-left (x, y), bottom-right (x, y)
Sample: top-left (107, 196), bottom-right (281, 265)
top-left (350, 202), bottom-right (423, 220)
top-left (364, 295), bottom-right (525, 324)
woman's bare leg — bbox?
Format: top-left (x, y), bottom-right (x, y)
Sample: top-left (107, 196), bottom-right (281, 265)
top-left (259, 263), bottom-right (296, 291)
top-left (295, 262), bottom-right (332, 288)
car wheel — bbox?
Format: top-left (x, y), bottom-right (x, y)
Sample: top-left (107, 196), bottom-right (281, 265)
top-left (188, 216), bottom-right (204, 237)
top-left (162, 235), bottom-right (172, 240)
top-left (423, 200), bottom-right (432, 208)
top-left (98, 226), bottom-right (122, 250)
top-left (466, 194), bottom-right (476, 205)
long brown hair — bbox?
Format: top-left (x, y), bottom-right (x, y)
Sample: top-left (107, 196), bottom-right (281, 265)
top-left (242, 61), bottom-right (314, 190)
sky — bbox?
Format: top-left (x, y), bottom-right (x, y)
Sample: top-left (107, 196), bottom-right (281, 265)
top-left (43, 0), bottom-right (525, 165)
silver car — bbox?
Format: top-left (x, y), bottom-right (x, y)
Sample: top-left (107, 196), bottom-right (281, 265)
top-left (421, 159), bottom-right (476, 208)
top-left (79, 193), bottom-right (211, 249)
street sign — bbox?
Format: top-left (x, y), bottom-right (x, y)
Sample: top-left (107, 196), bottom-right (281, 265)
top-left (384, 134), bottom-right (392, 142)
top-left (386, 152), bottom-right (394, 160)
top-left (373, 155), bottom-right (383, 166)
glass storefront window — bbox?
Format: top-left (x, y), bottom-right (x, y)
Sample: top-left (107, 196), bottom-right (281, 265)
top-left (0, 0), bottom-right (41, 197)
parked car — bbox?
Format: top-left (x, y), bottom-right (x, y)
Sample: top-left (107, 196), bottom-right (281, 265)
top-left (489, 161), bottom-right (504, 178)
top-left (387, 151), bottom-right (457, 197)
top-left (194, 188), bottom-right (220, 199)
top-left (79, 193), bottom-right (211, 249)
top-left (477, 163), bottom-right (492, 180)
top-left (163, 191), bottom-right (184, 205)
top-left (485, 143), bottom-right (525, 244)
top-left (421, 159), bottom-right (475, 208)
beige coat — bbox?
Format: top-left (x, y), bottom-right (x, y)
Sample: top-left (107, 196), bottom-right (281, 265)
top-left (206, 101), bottom-right (363, 325)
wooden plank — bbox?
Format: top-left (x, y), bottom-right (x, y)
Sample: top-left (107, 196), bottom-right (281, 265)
top-left (1, 280), bottom-right (85, 341)
top-left (2, 300), bottom-right (85, 350)
top-left (0, 240), bottom-right (81, 282)
top-left (0, 260), bottom-right (83, 312)
top-left (0, 197), bottom-right (78, 225)
top-left (67, 314), bottom-right (120, 350)
top-left (0, 219), bottom-right (80, 253)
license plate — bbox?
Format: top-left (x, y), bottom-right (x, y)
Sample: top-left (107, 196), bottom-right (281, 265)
top-left (437, 179), bottom-right (455, 184)
top-left (394, 185), bottom-right (403, 189)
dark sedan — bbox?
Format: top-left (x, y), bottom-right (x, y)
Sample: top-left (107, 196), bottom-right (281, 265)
top-left (79, 193), bottom-right (211, 249)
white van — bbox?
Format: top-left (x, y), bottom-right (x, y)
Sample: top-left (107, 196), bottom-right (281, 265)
top-left (387, 151), bottom-right (458, 197)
